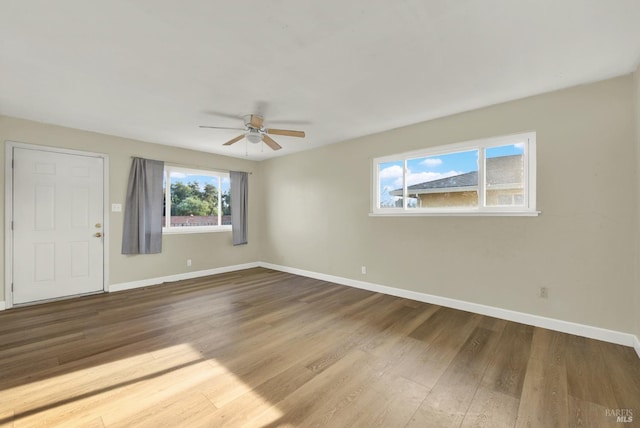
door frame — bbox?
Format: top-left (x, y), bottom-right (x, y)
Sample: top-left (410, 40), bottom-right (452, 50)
top-left (4, 141), bottom-right (110, 309)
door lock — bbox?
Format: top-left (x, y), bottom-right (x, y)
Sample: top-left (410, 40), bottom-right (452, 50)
top-left (94, 232), bottom-right (103, 238)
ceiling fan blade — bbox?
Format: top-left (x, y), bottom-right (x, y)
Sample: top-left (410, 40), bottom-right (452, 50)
top-left (223, 134), bottom-right (246, 146)
top-left (253, 101), bottom-right (269, 117)
top-left (267, 119), bottom-right (312, 126)
top-left (249, 114), bottom-right (264, 128)
top-left (266, 128), bottom-right (305, 138)
top-left (200, 125), bottom-right (246, 131)
top-left (262, 135), bottom-right (282, 151)
top-left (202, 110), bottom-right (245, 121)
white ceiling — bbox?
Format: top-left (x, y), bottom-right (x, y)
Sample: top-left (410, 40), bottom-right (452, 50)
top-left (2, 1), bottom-right (640, 161)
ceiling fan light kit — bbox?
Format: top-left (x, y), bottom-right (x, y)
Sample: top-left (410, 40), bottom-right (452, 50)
top-left (246, 130), bottom-right (263, 144)
top-left (200, 114), bottom-right (306, 152)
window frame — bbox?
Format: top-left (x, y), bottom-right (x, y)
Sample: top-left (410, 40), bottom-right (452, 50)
top-left (371, 132), bottom-right (538, 216)
top-left (163, 165), bottom-right (232, 234)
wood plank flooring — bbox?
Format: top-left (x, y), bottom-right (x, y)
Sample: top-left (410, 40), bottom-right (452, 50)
top-left (0, 267), bottom-right (638, 427)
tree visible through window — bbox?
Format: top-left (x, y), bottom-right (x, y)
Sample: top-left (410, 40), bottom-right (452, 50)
top-left (163, 166), bottom-right (231, 231)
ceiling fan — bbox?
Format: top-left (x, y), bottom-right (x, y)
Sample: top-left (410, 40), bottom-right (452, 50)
top-left (200, 114), bottom-right (305, 151)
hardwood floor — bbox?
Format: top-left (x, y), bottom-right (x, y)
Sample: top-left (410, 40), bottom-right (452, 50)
top-left (0, 267), bottom-right (638, 427)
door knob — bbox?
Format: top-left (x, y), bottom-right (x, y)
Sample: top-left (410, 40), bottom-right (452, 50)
top-left (94, 232), bottom-right (103, 238)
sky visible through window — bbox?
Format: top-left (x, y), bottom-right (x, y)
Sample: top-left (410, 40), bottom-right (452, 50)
top-left (379, 143), bottom-right (524, 207)
top-left (169, 173), bottom-right (230, 192)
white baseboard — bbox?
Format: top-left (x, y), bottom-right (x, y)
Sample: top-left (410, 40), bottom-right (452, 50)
top-left (0, 301), bottom-right (5, 311)
top-left (108, 262), bottom-right (260, 293)
top-left (259, 262), bottom-right (638, 349)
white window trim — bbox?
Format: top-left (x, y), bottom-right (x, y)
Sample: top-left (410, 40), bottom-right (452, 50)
top-left (162, 225), bottom-right (231, 234)
top-left (163, 165), bottom-right (232, 234)
top-left (371, 132), bottom-right (539, 216)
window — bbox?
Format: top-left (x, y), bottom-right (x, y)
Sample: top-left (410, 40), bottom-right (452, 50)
top-left (373, 132), bottom-right (537, 216)
top-left (163, 165), bottom-right (231, 233)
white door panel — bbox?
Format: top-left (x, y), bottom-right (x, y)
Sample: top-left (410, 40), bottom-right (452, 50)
top-left (13, 147), bottom-right (104, 304)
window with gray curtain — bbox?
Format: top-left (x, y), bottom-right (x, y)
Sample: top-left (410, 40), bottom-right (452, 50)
top-left (122, 157), bottom-right (165, 254)
top-left (230, 171), bottom-right (248, 245)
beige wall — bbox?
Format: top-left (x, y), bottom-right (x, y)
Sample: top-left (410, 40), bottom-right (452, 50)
top-left (261, 75), bottom-right (637, 333)
top-left (0, 116), bottom-right (262, 301)
top-left (413, 188), bottom-right (524, 208)
top-left (417, 191), bottom-right (478, 208)
top-left (635, 64), bottom-right (640, 340)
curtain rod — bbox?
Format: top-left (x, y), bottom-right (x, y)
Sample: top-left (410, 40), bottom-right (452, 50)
top-left (130, 156), bottom-right (252, 175)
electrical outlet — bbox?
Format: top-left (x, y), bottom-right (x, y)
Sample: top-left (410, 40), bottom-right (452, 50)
top-left (187, 259), bottom-right (192, 267)
top-left (361, 266), bottom-right (367, 275)
top-left (539, 287), bottom-right (548, 299)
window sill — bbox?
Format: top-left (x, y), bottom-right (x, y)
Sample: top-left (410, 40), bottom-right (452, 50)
top-left (163, 226), bottom-right (232, 234)
top-left (369, 210), bottom-right (541, 217)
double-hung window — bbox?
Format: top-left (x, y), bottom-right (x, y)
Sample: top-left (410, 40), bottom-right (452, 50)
top-left (163, 165), bottom-right (231, 233)
top-left (372, 132), bottom-right (538, 216)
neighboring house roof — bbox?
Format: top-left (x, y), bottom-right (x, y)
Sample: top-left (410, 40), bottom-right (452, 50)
top-left (390, 154), bottom-right (523, 196)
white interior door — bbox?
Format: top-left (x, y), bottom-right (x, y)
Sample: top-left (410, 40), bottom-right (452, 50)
top-left (12, 147), bottom-right (104, 304)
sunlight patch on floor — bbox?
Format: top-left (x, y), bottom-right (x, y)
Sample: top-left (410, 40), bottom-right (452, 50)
top-left (1, 343), bottom-right (284, 427)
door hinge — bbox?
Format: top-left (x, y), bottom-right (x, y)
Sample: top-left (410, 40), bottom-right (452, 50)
top-left (11, 283), bottom-right (14, 292)
top-left (11, 221), bottom-right (13, 230)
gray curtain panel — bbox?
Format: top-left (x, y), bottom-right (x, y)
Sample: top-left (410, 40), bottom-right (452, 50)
top-left (230, 171), bottom-right (248, 245)
top-left (122, 157), bottom-right (165, 254)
